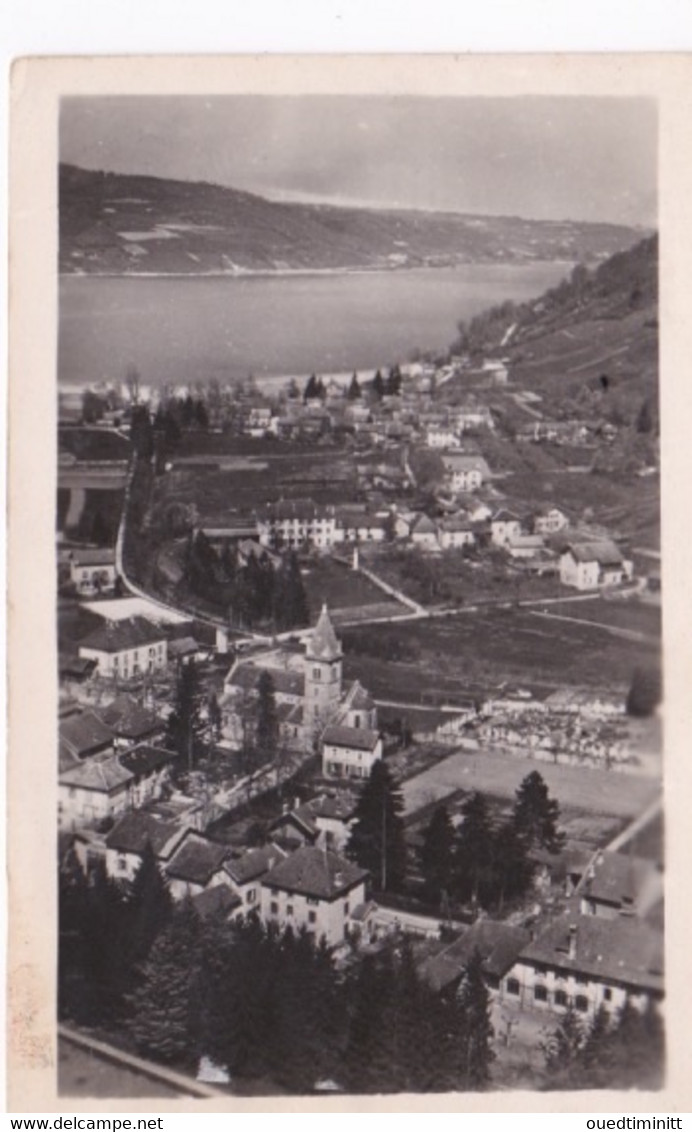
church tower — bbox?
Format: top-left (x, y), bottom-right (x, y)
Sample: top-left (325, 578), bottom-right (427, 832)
top-left (304, 603), bottom-right (343, 734)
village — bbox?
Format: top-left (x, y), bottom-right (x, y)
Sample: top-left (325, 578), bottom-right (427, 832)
top-left (57, 345), bottom-right (663, 1093)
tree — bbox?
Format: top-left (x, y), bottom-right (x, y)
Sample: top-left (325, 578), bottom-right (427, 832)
top-left (419, 804), bottom-right (456, 905)
top-left (126, 840), bottom-right (173, 967)
top-left (127, 901), bottom-right (201, 1064)
top-left (372, 369), bottom-right (385, 399)
top-left (346, 760), bottom-right (407, 892)
top-left (454, 791), bottom-right (495, 906)
top-left (456, 949), bottom-right (494, 1088)
top-left (130, 405), bottom-right (154, 460)
top-left (304, 374), bottom-right (319, 401)
top-left (167, 659), bottom-right (203, 771)
top-left (541, 1005), bottom-right (585, 1079)
top-left (126, 364), bottom-right (141, 405)
top-left (512, 770), bottom-right (566, 855)
top-left (256, 670), bottom-right (279, 762)
top-left (491, 820), bottom-right (534, 911)
top-left (626, 666), bottom-right (662, 717)
top-left (347, 372), bottom-right (362, 400)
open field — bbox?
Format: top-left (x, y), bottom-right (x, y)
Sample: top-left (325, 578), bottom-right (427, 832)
top-left (301, 558), bottom-right (404, 620)
top-left (536, 596), bottom-right (661, 638)
top-left (401, 747), bottom-right (660, 819)
top-left (344, 604), bottom-right (660, 704)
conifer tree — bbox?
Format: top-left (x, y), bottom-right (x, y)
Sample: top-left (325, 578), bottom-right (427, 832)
top-left (456, 949), bottom-right (494, 1088)
top-left (167, 659), bottom-right (203, 770)
top-left (347, 372), bottom-right (362, 400)
top-left (256, 670), bottom-right (279, 762)
top-left (419, 804), bottom-right (456, 905)
top-left (128, 901), bottom-right (201, 1064)
top-left (512, 770), bottom-right (566, 854)
top-left (346, 760), bottom-right (407, 892)
top-left (126, 840), bottom-right (173, 967)
top-left (454, 792), bottom-right (495, 906)
top-left (541, 1004), bottom-right (584, 1076)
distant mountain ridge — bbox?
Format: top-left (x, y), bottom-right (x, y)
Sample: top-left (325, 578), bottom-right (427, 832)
top-left (59, 163), bottom-right (648, 276)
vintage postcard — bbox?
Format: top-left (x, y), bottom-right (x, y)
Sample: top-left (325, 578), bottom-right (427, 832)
top-left (7, 54), bottom-right (692, 1112)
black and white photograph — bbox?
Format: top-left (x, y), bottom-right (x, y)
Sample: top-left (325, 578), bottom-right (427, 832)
top-left (10, 56), bottom-right (681, 1107)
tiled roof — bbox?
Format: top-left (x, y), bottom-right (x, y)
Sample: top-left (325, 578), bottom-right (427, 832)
top-left (97, 694), bottom-right (162, 739)
top-left (191, 883), bottom-right (242, 919)
top-left (492, 509), bottom-right (522, 523)
top-left (419, 921), bottom-right (531, 993)
top-left (79, 616), bottom-right (167, 654)
top-left (59, 711), bottom-right (114, 759)
top-left (307, 605), bottom-right (341, 662)
top-left (262, 846), bottom-right (368, 900)
top-left (578, 851), bottom-right (663, 913)
top-left (342, 680), bottom-right (375, 713)
top-left (224, 843), bottom-right (287, 885)
top-left (411, 514), bottom-right (438, 535)
top-left (519, 913), bottom-right (664, 993)
top-left (59, 753), bottom-right (134, 794)
top-left (165, 833), bottom-right (230, 886)
top-left (323, 724), bottom-right (380, 752)
top-left (118, 745), bottom-right (176, 777)
top-left (302, 792), bottom-right (359, 823)
top-left (105, 811), bottom-right (185, 858)
top-left (71, 548), bottom-right (116, 567)
top-left (441, 454), bottom-right (491, 475)
top-left (269, 809), bottom-right (319, 840)
top-left (167, 637), bottom-right (201, 658)
top-left (564, 540), bottom-right (623, 566)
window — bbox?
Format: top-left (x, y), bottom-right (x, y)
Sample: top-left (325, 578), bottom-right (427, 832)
top-left (271, 888), bottom-right (279, 897)
top-left (343, 903), bottom-right (350, 917)
top-left (575, 974), bottom-right (589, 986)
top-left (246, 888), bottom-right (256, 904)
top-left (117, 855), bottom-right (128, 872)
top-left (603, 988), bottom-right (612, 1002)
top-left (534, 985), bottom-right (548, 1003)
top-left (270, 901), bottom-right (279, 916)
top-left (555, 989), bottom-right (569, 1008)
top-left (307, 897), bottom-right (319, 906)
top-left (308, 911), bottom-right (317, 925)
top-left (575, 995), bottom-right (589, 1013)
top-left (286, 904), bottom-right (294, 918)
top-left (313, 668), bottom-right (321, 680)
top-left (506, 978), bottom-right (520, 996)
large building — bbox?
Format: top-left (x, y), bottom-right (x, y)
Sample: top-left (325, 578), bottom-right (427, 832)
top-left (260, 844), bottom-right (369, 947)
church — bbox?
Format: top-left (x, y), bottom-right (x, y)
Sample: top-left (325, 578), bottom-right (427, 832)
top-left (222, 605), bottom-right (382, 779)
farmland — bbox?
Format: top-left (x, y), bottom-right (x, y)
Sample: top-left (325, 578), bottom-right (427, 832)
top-left (343, 603), bottom-right (661, 705)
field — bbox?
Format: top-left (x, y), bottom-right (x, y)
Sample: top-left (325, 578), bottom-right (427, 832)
top-left (401, 748), bottom-right (660, 820)
top-left (300, 558), bottom-right (404, 621)
top-left (343, 604), bottom-right (661, 706)
top-left (538, 596), bottom-right (661, 639)
top-left (59, 426), bottom-right (131, 462)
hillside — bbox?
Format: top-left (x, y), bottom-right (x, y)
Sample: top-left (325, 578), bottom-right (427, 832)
top-left (454, 236), bottom-right (659, 433)
top-left (59, 164), bottom-right (647, 276)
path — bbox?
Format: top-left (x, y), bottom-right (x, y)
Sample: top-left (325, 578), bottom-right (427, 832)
top-left (58, 1024), bottom-right (226, 1099)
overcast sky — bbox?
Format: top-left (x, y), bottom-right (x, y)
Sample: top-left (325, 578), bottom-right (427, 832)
top-left (60, 95), bottom-right (656, 226)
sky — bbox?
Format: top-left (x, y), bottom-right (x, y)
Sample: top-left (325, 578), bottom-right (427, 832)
top-left (60, 95), bottom-right (657, 226)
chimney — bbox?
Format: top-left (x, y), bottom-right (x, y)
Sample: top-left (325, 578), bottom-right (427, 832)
top-left (334, 871), bottom-right (343, 887)
top-left (568, 923), bottom-right (578, 961)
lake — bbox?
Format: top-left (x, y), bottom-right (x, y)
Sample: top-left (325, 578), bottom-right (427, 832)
top-left (58, 263), bottom-right (570, 390)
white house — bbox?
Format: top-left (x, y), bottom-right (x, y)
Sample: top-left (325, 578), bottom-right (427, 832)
top-left (441, 454), bottom-right (491, 493)
top-left (559, 541), bottom-right (631, 591)
top-left (59, 754), bottom-right (134, 832)
top-left (322, 724), bottom-right (383, 780)
top-left (78, 617), bottom-right (168, 679)
top-left (490, 510), bottom-right (524, 547)
top-left (270, 791), bottom-right (359, 853)
top-left (501, 914), bottom-right (663, 1020)
top-left (410, 513), bottom-right (440, 551)
top-left (426, 426), bottom-right (461, 450)
top-left (257, 500), bottom-right (337, 550)
top-left (69, 548), bottom-right (118, 594)
top-left (104, 811), bottom-right (188, 885)
top-left (260, 845), bottom-right (369, 947)
top-left (506, 533), bottom-right (545, 560)
top-left (118, 744), bottom-right (177, 808)
top-left (533, 507), bottom-right (569, 536)
top-left (438, 516), bottom-right (476, 550)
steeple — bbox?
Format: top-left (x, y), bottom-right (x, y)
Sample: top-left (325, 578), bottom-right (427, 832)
top-left (307, 603), bottom-right (342, 662)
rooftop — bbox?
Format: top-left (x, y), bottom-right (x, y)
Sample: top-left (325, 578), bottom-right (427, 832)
top-left (59, 711), bottom-right (114, 760)
top-left (227, 663), bottom-right (304, 699)
top-left (118, 744), bottom-right (177, 777)
top-left (105, 811), bottom-right (186, 858)
top-left (419, 921), bottom-right (531, 993)
top-left (306, 604), bottom-right (342, 662)
top-left (79, 616), bottom-right (167, 654)
top-left (97, 694), bottom-right (162, 739)
top-left (564, 540), bottom-right (623, 567)
top-left (70, 548), bottom-right (116, 567)
top-left (519, 912), bottom-right (664, 993)
top-left (191, 883), bottom-right (242, 920)
top-left (224, 843), bottom-right (287, 885)
top-left (59, 752), bottom-right (134, 794)
top-left (323, 724), bottom-right (381, 751)
top-left (262, 845), bottom-right (368, 900)
top-left (578, 851), bottom-right (663, 915)
top-left (165, 833), bottom-right (230, 886)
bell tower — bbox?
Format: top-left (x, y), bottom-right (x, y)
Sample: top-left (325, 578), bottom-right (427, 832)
top-left (304, 603), bottom-right (343, 733)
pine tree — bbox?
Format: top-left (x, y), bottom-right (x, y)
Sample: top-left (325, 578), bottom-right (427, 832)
top-left (541, 1004), bottom-right (584, 1077)
top-left (346, 760), bottom-right (407, 892)
top-left (167, 659), bottom-right (202, 771)
top-left (304, 374), bottom-right (318, 401)
top-left (512, 770), bottom-right (566, 855)
top-left (347, 372), bottom-right (362, 400)
top-left (419, 804), bottom-right (456, 906)
top-left (126, 840), bottom-right (173, 968)
top-left (256, 670), bottom-right (279, 762)
top-left (454, 792), bottom-right (495, 906)
top-left (128, 902), bottom-right (201, 1064)
top-left (372, 369), bottom-right (385, 399)
top-left (491, 819), bottom-right (533, 910)
top-left (456, 949), bottom-right (494, 1088)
